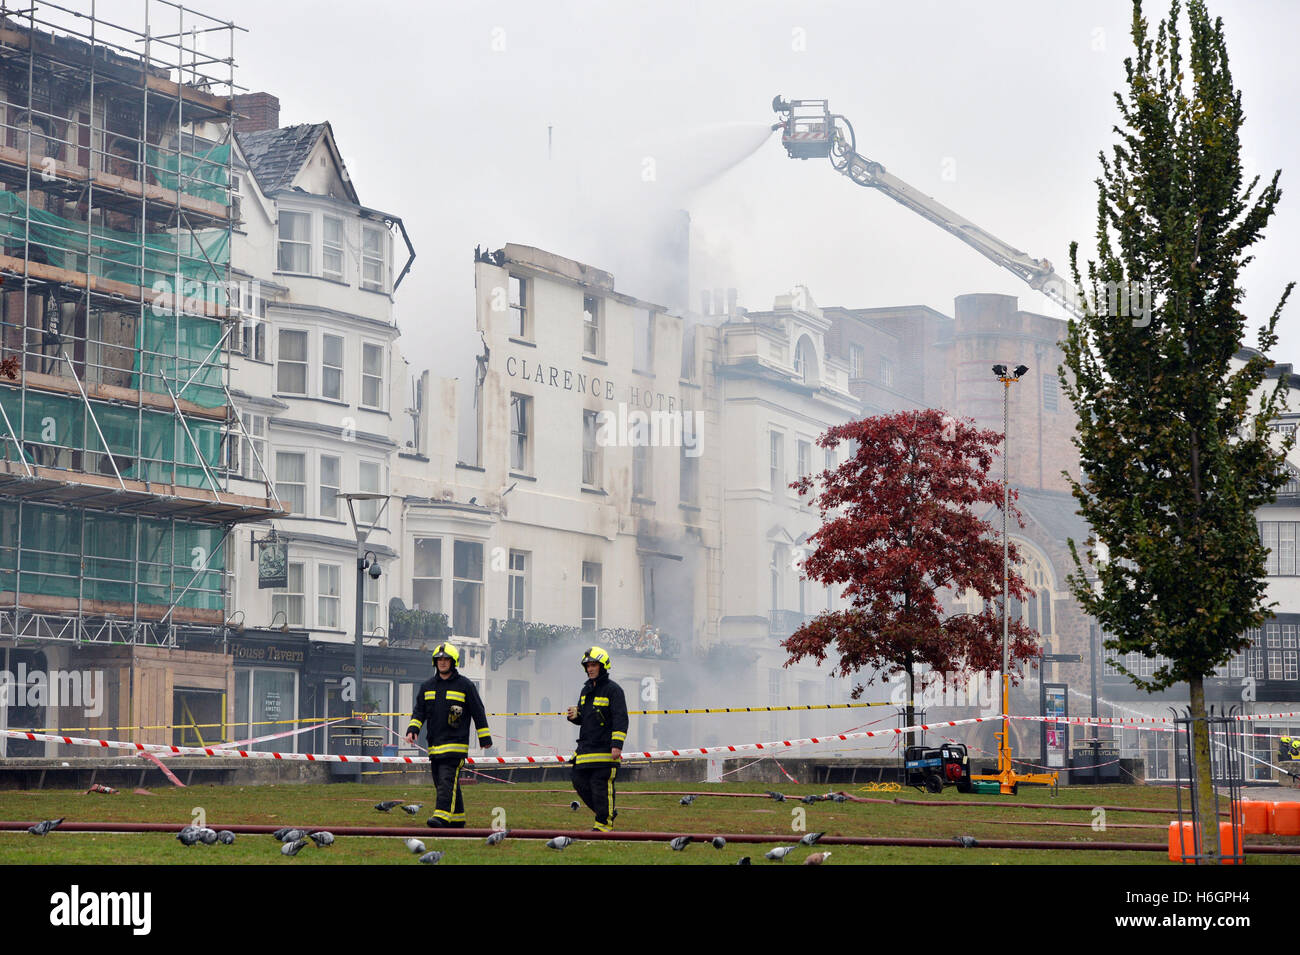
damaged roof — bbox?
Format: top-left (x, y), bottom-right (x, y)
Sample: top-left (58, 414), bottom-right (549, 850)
top-left (237, 123), bottom-right (331, 196)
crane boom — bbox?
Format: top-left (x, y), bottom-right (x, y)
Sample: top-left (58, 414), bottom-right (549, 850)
top-left (771, 97), bottom-right (1083, 319)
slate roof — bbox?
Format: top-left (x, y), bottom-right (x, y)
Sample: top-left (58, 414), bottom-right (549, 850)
top-left (236, 123), bottom-right (327, 195)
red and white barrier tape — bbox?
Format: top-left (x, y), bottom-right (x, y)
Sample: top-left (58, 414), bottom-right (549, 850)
top-left (0, 715), bottom-right (1000, 766)
top-left (214, 717), bottom-right (346, 750)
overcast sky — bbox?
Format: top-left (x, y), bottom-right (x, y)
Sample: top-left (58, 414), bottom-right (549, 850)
top-left (215, 0), bottom-right (1300, 385)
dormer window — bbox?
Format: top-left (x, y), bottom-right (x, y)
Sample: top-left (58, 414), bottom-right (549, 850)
top-left (323, 216), bottom-right (344, 280)
top-left (362, 225), bottom-right (388, 292)
top-left (278, 211), bottom-right (311, 273)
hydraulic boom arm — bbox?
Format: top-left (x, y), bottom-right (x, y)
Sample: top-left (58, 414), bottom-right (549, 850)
top-left (771, 97), bottom-right (1082, 319)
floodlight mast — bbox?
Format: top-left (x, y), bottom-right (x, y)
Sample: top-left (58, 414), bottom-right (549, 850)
top-left (770, 96), bottom-right (1085, 320)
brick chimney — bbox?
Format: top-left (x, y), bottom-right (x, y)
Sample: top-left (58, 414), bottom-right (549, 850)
top-left (233, 92), bottom-right (280, 133)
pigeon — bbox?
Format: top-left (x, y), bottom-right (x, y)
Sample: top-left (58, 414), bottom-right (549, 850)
top-left (679, 794), bottom-right (696, 806)
top-left (418, 850), bottom-right (444, 864)
top-left (400, 804), bottom-right (423, 815)
top-left (176, 826), bottom-right (203, 846)
top-left (735, 856), bottom-right (751, 865)
top-left (800, 794), bottom-right (823, 804)
top-left (800, 831), bottom-right (825, 846)
top-left (217, 830), bottom-right (236, 845)
top-left (404, 838), bottom-right (426, 854)
top-left (309, 831), bottom-right (335, 847)
top-left (486, 829), bottom-right (509, 846)
top-left (765, 790), bottom-right (786, 803)
top-left (28, 818), bottom-right (63, 836)
top-left (765, 845), bottom-right (796, 862)
top-left (711, 836), bottom-right (726, 849)
top-left (803, 851), bottom-right (832, 865)
top-left (280, 838), bottom-right (309, 856)
top-left (198, 827), bottom-right (218, 845)
top-left (955, 835), bottom-right (979, 848)
top-left (546, 836), bottom-right (573, 850)
top-left (375, 800), bottom-right (403, 812)
top-left (831, 794), bottom-right (849, 803)
top-left (272, 827), bottom-right (292, 840)
top-left (279, 829), bottom-right (305, 843)
top-left (669, 836), bottom-right (692, 851)
top-left (569, 800), bottom-right (580, 811)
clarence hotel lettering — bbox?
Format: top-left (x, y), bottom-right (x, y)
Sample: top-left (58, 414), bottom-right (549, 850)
top-left (505, 356), bottom-right (677, 412)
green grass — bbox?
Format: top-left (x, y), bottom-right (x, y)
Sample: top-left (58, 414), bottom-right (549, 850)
top-left (1, 780), bottom-right (1295, 864)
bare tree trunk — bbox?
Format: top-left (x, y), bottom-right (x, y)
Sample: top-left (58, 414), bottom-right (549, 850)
top-left (905, 664), bottom-right (916, 751)
top-left (1188, 676), bottom-right (1221, 860)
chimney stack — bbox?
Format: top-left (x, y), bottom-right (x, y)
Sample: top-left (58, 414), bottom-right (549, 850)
top-left (233, 92), bottom-right (281, 133)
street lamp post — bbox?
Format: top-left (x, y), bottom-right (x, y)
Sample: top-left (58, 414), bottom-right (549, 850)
top-left (969, 364), bottom-right (1058, 795)
top-left (344, 492), bottom-right (390, 766)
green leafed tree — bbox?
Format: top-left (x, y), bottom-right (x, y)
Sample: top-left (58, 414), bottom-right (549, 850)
top-left (1062, 0), bottom-right (1293, 857)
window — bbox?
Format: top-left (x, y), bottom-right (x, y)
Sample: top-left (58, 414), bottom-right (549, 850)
top-left (240, 316), bottom-right (266, 362)
top-left (273, 561), bottom-right (305, 627)
top-left (508, 550), bottom-right (528, 621)
top-left (364, 574), bottom-right (380, 634)
top-left (794, 341), bottom-right (808, 382)
top-left (797, 440), bottom-right (810, 478)
top-left (509, 275), bottom-right (529, 339)
top-left (275, 451), bottom-right (306, 514)
top-left (362, 342), bottom-right (384, 409)
top-left (634, 310), bottom-right (655, 371)
top-left (849, 344), bottom-right (864, 379)
top-left (318, 563), bottom-right (340, 629)
top-left (277, 329), bottom-right (308, 395)
top-left (634, 443), bottom-right (651, 498)
top-left (825, 448), bottom-right (836, 473)
top-left (1042, 373), bottom-right (1059, 413)
top-left (322, 334), bottom-right (343, 400)
top-left (582, 409), bottom-right (602, 487)
top-left (358, 461), bottom-right (383, 523)
top-left (880, 356), bottom-right (895, 388)
top-left (237, 412), bottom-right (266, 481)
top-left (770, 431), bottom-right (784, 494)
top-left (510, 394), bottom-right (531, 472)
top-left (323, 216), bottom-right (344, 280)
top-left (581, 561), bottom-right (601, 632)
top-left (413, 538), bottom-right (442, 613)
top-left (453, 540), bottom-right (484, 639)
top-left (1260, 522), bottom-right (1300, 575)
top-left (583, 295), bottom-right (602, 357)
top-left (681, 330), bottom-right (696, 381)
top-left (277, 211), bottom-right (311, 273)
top-left (362, 225), bottom-right (387, 292)
top-left (319, 454), bottom-right (340, 518)
top-left (680, 442), bottom-right (698, 504)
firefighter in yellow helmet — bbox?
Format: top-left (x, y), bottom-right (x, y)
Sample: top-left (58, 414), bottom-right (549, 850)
top-left (566, 646), bottom-right (628, 832)
top-left (405, 643), bottom-right (492, 827)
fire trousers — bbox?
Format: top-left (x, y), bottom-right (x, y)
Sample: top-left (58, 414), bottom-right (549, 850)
top-left (572, 761), bottom-right (618, 831)
top-left (428, 757), bottom-right (466, 827)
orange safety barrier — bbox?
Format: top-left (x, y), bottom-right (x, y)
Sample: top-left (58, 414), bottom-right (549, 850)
top-left (1167, 821), bottom-right (1242, 864)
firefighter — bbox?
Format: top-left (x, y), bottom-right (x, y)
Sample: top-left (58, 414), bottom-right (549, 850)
top-left (566, 646), bottom-right (628, 832)
top-left (405, 643), bottom-right (492, 828)
top-left (1281, 736), bottom-right (1292, 761)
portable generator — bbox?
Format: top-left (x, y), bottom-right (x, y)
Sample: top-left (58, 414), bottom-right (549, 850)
top-left (904, 743), bottom-right (972, 794)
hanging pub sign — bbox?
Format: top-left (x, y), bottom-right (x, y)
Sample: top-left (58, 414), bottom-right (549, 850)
top-left (258, 540), bottom-right (288, 590)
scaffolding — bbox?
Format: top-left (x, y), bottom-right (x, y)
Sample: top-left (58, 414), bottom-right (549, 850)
top-left (0, 0), bottom-right (281, 647)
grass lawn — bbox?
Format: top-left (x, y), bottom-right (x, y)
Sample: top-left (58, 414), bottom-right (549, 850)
top-left (1, 779), bottom-right (1295, 864)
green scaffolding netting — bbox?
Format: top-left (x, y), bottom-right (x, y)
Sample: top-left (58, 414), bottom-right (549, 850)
top-left (0, 189), bottom-right (229, 290)
top-left (147, 142), bottom-right (231, 205)
top-left (138, 305), bottom-right (227, 409)
top-left (0, 500), bottom-right (225, 611)
top-left (0, 388), bottom-right (223, 489)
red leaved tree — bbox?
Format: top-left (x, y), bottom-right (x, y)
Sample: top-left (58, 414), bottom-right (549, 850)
top-left (786, 409), bottom-right (1041, 739)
